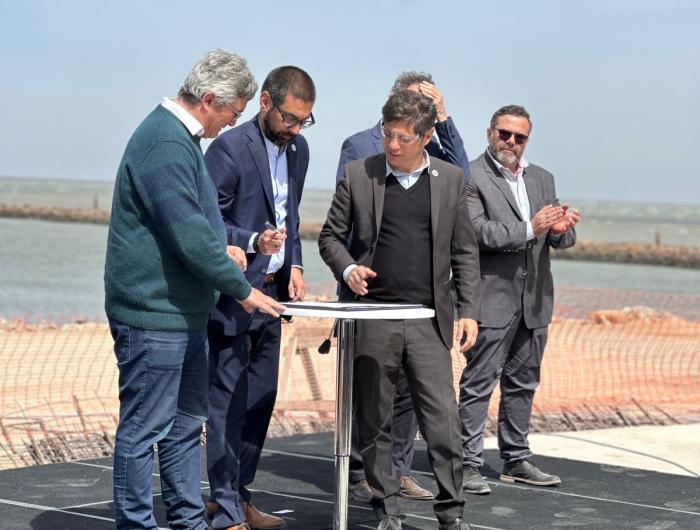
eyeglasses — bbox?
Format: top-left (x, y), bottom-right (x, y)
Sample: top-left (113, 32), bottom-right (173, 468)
top-left (220, 102), bottom-right (244, 120)
top-left (495, 128), bottom-right (529, 145)
top-left (380, 123), bottom-right (420, 144)
top-left (276, 107), bottom-right (315, 129)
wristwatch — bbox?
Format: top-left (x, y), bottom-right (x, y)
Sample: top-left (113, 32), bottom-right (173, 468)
top-left (252, 232), bottom-right (261, 253)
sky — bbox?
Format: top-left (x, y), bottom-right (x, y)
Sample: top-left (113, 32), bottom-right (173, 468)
top-left (1, 0), bottom-right (699, 204)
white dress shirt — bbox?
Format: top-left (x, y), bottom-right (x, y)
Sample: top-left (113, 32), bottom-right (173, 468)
top-left (246, 135), bottom-right (290, 274)
top-left (488, 150), bottom-right (534, 241)
top-left (160, 97), bottom-right (204, 137)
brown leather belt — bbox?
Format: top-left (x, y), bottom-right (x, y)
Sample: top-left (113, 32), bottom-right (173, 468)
top-left (263, 272), bottom-right (277, 285)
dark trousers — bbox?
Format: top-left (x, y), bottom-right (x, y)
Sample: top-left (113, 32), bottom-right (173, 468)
top-left (349, 368), bottom-right (420, 482)
top-left (108, 317), bottom-right (209, 530)
top-left (354, 318), bottom-right (464, 525)
top-left (458, 312), bottom-right (548, 468)
top-left (206, 300), bottom-right (281, 529)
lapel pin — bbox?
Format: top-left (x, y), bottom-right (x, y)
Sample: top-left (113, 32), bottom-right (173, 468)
top-left (291, 144), bottom-right (297, 152)
top-left (431, 169), bottom-right (438, 176)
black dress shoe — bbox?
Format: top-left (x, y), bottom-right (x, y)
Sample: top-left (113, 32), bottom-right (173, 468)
top-left (500, 459), bottom-right (561, 486)
top-left (438, 517), bottom-right (472, 529)
top-left (462, 466), bottom-right (491, 495)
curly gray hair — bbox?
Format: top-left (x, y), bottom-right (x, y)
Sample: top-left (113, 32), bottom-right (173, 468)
top-left (178, 49), bottom-right (258, 106)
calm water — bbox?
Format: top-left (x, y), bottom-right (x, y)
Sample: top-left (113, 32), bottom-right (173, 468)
top-left (4, 177), bottom-right (700, 245)
top-left (1, 177), bottom-right (699, 318)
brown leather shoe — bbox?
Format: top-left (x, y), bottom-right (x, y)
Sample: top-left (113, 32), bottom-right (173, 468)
top-left (206, 501), bottom-right (218, 519)
top-left (244, 501), bottom-right (286, 529)
top-left (348, 479), bottom-right (374, 503)
top-left (398, 475), bottom-right (434, 500)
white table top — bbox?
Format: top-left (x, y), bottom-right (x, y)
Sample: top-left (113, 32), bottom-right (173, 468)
top-left (281, 301), bottom-right (435, 320)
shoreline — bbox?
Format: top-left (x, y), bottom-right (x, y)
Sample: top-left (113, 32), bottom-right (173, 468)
top-left (1, 203), bottom-right (699, 269)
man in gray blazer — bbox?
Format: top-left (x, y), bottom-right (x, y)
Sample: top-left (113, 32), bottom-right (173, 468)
top-left (319, 89), bottom-right (480, 530)
top-left (335, 71), bottom-right (470, 504)
top-left (459, 105), bottom-right (580, 495)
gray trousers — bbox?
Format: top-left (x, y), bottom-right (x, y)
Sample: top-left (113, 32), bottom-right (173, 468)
top-left (458, 312), bottom-right (548, 468)
top-left (349, 366), bottom-right (419, 482)
top-left (354, 318), bottom-right (464, 525)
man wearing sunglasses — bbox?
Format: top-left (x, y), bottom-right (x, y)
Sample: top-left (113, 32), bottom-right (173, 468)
top-left (320, 89), bottom-right (480, 530)
top-left (459, 105), bottom-right (580, 496)
top-left (204, 65), bottom-right (315, 530)
top-left (334, 70), bottom-right (470, 505)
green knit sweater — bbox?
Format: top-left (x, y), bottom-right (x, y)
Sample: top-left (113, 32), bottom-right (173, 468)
top-left (104, 105), bottom-right (251, 330)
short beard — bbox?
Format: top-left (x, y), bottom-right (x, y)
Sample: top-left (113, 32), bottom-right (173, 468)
top-left (494, 148), bottom-right (519, 167)
top-left (262, 113), bottom-right (291, 147)
top-left (489, 143), bottom-right (520, 167)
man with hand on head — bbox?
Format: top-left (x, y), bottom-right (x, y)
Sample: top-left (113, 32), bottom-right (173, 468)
top-left (104, 49), bottom-right (284, 530)
top-left (459, 105), bottom-right (579, 496)
top-left (320, 89), bottom-right (480, 530)
top-left (334, 70), bottom-right (471, 504)
top-left (336, 71), bottom-right (470, 184)
top-left (204, 65), bottom-right (316, 530)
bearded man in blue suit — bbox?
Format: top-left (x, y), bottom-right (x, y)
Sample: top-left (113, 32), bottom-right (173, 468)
top-left (204, 65), bottom-right (316, 530)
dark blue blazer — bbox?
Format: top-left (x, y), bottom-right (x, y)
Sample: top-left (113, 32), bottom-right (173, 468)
top-left (335, 118), bottom-right (470, 182)
top-left (205, 115), bottom-right (308, 336)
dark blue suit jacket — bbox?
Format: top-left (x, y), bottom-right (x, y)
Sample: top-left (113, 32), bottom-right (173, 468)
top-left (335, 118), bottom-right (470, 182)
top-left (205, 115), bottom-right (308, 336)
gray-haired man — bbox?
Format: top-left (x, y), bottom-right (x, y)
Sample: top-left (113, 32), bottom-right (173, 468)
top-left (104, 49), bottom-right (284, 530)
top-left (320, 89), bottom-right (480, 530)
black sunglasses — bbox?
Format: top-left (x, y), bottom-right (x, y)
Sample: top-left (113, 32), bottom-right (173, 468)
top-left (496, 128), bottom-right (529, 145)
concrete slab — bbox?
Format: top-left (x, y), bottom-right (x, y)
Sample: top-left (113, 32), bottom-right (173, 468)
top-left (484, 423), bottom-right (700, 477)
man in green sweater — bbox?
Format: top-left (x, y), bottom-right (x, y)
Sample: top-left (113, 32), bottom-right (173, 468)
top-left (104, 49), bottom-right (284, 530)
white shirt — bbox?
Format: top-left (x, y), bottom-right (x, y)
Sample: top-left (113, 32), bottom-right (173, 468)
top-left (263, 136), bottom-right (289, 274)
top-left (246, 134), bottom-right (293, 274)
top-left (160, 97), bottom-right (204, 137)
top-left (487, 150), bottom-right (534, 241)
top-left (384, 151), bottom-right (431, 189)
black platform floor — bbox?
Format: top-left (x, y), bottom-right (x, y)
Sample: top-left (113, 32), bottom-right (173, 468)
top-left (1, 432), bottom-right (699, 529)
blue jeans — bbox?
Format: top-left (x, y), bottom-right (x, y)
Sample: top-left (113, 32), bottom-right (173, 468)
top-left (109, 317), bottom-right (209, 530)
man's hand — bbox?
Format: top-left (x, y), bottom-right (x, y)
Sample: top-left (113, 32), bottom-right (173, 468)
top-left (346, 266), bottom-right (377, 296)
top-left (237, 288), bottom-right (286, 317)
top-left (455, 318), bottom-right (478, 353)
top-left (257, 227), bottom-right (287, 255)
top-left (550, 207), bottom-right (581, 235)
top-left (226, 245), bottom-right (247, 271)
top-left (419, 81), bottom-right (448, 122)
top-left (288, 267), bottom-right (306, 302)
top-left (531, 204), bottom-right (566, 237)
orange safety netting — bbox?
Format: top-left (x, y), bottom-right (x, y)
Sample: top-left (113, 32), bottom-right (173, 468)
top-left (1, 285), bottom-right (698, 469)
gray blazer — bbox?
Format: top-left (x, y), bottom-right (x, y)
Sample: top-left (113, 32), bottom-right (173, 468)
top-left (467, 151), bottom-right (576, 330)
top-left (319, 154), bottom-right (481, 349)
